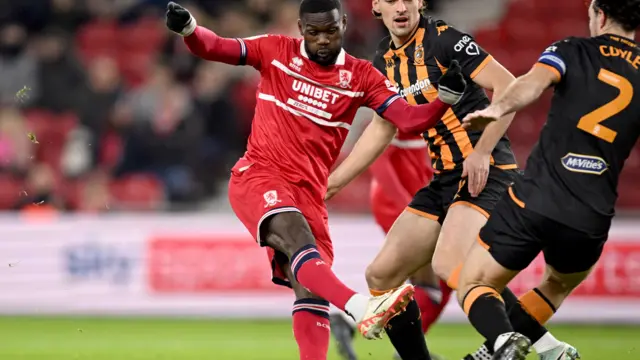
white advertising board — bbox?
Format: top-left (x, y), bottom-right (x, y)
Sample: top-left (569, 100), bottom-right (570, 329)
top-left (0, 214), bottom-right (638, 323)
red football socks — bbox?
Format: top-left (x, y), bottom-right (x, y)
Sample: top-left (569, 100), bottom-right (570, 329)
top-left (293, 299), bottom-right (331, 359)
top-left (290, 245), bottom-right (356, 311)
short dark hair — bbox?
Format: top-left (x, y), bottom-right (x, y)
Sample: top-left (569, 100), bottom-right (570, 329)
top-left (594, 0), bottom-right (640, 31)
top-left (372, 1), bottom-right (428, 19)
top-left (299, 0), bottom-right (342, 18)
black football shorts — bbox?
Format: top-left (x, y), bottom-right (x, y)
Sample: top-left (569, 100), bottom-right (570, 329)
top-left (479, 185), bottom-right (608, 274)
top-left (407, 167), bottom-right (519, 224)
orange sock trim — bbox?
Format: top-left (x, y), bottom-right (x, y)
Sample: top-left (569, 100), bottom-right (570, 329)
top-left (462, 285), bottom-right (503, 315)
top-left (519, 289), bottom-right (556, 325)
top-left (369, 288), bottom-right (396, 297)
top-left (446, 263), bottom-right (462, 290)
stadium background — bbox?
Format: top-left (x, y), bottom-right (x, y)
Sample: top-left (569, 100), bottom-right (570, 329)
top-left (0, 0), bottom-right (638, 359)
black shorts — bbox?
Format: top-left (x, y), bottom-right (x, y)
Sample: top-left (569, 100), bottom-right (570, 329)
top-left (408, 167), bottom-right (519, 224)
top-left (479, 186), bottom-right (608, 274)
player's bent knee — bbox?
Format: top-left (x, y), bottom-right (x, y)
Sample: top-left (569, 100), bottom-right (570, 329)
top-left (431, 254), bottom-right (455, 283)
top-left (262, 211), bottom-right (316, 257)
top-left (365, 261), bottom-right (403, 291)
top-left (432, 214), bottom-right (486, 282)
top-left (431, 240), bottom-right (464, 284)
top-left (541, 266), bottom-right (589, 298)
top-left (457, 243), bottom-right (516, 303)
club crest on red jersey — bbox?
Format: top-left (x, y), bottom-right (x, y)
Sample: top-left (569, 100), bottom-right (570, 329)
top-left (337, 69), bottom-right (353, 89)
top-left (263, 190), bottom-right (282, 208)
top-left (290, 56), bottom-right (304, 71)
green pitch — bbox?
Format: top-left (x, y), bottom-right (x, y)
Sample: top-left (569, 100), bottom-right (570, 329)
top-left (0, 317), bottom-right (638, 359)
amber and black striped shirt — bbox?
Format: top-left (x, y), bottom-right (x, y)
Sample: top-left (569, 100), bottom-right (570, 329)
top-left (373, 17), bottom-right (517, 172)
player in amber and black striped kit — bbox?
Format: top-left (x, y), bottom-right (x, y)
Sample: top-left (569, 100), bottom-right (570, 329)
top-left (459, 0), bottom-right (640, 359)
top-left (326, 1), bottom-right (573, 359)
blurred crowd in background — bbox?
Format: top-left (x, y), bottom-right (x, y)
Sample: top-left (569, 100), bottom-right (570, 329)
top-left (0, 0), bottom-right (425, 212)
top-left (1, 0), bottom-right (637, 215)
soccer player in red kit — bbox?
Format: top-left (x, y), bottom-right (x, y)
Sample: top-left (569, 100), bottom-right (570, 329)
top-left (329, 126), bottom-right (452, 360)
top-left (166, 0), bottom-right (466, 358)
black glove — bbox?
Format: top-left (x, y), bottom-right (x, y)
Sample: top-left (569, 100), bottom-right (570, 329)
top-left (437, 60), bottom-right (467, 105)
top-left (166, 2), bottom-right (196, 36)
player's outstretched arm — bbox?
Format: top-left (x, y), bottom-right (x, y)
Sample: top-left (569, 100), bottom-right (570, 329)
top-left (165, 2), bottom-right (244, 65)
top-left (326, 114), bottom-right (398, 200)
top-left (466, 60), bottom-right (516, 149)
top-left (327, 61), bottom-right (466, 199)
top-left (463, 65), bottom-right (557, 129)
top-left (378, 60), bottom-right (467, 134)
top-left (460, 59), bottom-right (516, 196)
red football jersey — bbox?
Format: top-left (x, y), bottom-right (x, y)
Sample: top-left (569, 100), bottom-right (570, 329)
top-left (235, 35), bottom-right (402, 194)
top-left (370, 131), bottom-right (432, 211)
top-left (387, 132), bottom-right (432, 194)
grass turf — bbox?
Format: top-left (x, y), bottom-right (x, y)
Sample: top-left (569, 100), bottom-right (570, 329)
top-left (0, 317), bottom-right (638, 359)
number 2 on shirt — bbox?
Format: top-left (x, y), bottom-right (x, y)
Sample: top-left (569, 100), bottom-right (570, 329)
top-left (577, 68), bottom-right (633, 143)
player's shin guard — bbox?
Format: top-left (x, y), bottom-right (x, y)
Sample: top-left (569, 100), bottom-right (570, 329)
top-left (293, 299), bottom-right (331, 360)
top-left (414, 281), bottom-right (453, 334)
top-left (291, 245), bottom-right (357, 312)
top-left (380, 294), bottom-right (432, 360)
top-left (462, 285), bottom-right (514, 350)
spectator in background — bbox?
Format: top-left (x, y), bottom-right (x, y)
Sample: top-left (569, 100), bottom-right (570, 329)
top-left (267, 1), bottom-right (301, 37)
top-left (246, 0), bottom-right (277, 24)
top-left (33, 27), bottom-right (85, 113)
top-left (215, 5), bottom-right (258, 38)
top-left (0, 0), bottom-right (51, 33)
top-left (76, 170), bottom-right (111, 212)
top-left (46, 0), bottom-right (88, 33)
top-left (0, 107), bottom-right (33, 175)
top-left (0, 0), bottom-right (387, 211)
top-left (85, 0), bottom-right (118, 22)
top-left (114, 62), bottom-right (204, 205)
top-left (192, 61), bottom-right (242, 195)
top-left (0, 23), bottom-right (39, 107)
top-left (14, 162), bottom-right (66, 211)
top-left (71, 56), bottom-right (123, 171)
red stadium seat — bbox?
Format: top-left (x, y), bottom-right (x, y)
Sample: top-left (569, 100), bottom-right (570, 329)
top-left (110, 174), bottom-right (166, 211)
top-left (61, 178), bottom-right (83, 211)
top-left (119, 17), bottom-right (165, 53)
top-left (117, 51), bottom-right (154, 88)
top-left (508, 0), bottom-right (544, 19)
top-left (550, 19), bottom-right (589, 40)
top-left (0, 175), bottom-right (22, 210)
top-left (99, 131), bottom-right (123, 169)
top-left (24, 111), bottom-right (78, 174)
top-left (76, 20), bottom-right (120, 62)
top-left (510, 49), bottom-right (543, 74)
top-left (617, 177), bottom-right (640, 209)
top-left (508, 114), bottom-right (542, 140)
top-left (502, 17), bottom-right (535, 48)
top-left (473, 28), bottom-right (504, 52)
top-left (550, 1), bottom-right (590, 19)
top-left (490, 49), bottom-right (514, 72)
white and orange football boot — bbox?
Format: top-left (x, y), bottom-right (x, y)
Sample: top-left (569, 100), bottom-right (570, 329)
top-left (357, 284), bottom-right (415, 340)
